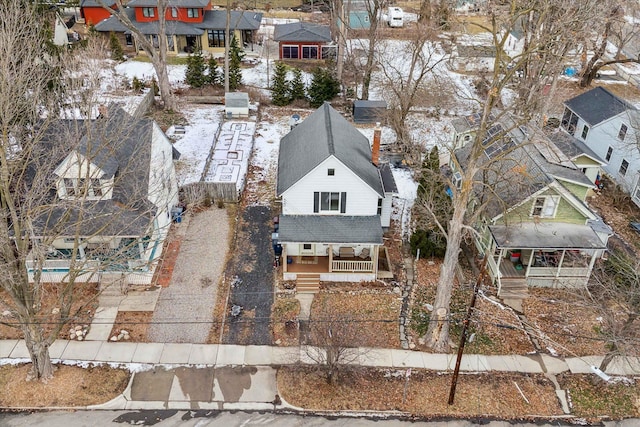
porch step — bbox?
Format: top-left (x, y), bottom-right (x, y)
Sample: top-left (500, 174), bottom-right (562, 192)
top-left (296, 274), bottom-right (321, 294)
top-left (498, 278), bottom-right (528, 299)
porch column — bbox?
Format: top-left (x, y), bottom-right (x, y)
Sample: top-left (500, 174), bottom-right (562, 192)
top-left (525, 249), bottom-right (534, 278)
top-left (282, 245), bottom-right (288, 273)
top-left (495, 248), bottom-right (505, 294)
top-left (328, 244), bottom-right (333, 273)
top-left (586, 251), bottom-right (597, 278)
top-left (372, 244), bottom-right (378, 274)
top-left (555, 250), bottom-right (566, 279)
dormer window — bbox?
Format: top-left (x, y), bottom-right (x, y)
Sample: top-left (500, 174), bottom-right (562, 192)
top-left (171, 7), bottom-right (178, 18)
top-left (187, 8), bottom-right (199, 18)
top-left (142, 7), bottom-right (155, 17)
top-left (62, 178), bottom-right (104, 199)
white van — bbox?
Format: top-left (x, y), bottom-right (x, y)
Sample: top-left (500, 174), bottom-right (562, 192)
top-left (387, 7), bottom-right (403, 27)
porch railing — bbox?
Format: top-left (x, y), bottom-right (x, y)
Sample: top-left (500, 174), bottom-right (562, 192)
top-left (331, 260), bottom-right (373, 272)
top-left (528, 266), bottom-right (590, 277)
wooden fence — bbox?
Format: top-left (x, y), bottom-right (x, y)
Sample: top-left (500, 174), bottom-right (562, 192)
top-left (181, 182), bottom-right (239, 204)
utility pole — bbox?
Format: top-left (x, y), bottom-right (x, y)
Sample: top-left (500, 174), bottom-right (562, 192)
top-left (224, 0), bottom-right (231, 93)
top-left (448, 256), bottom-right (488, 405)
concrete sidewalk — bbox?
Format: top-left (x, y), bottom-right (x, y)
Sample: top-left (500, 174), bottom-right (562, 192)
top-left (2, 340), bottom-right (640, 375)
top-left (2, 340), bottom-right (639, 411)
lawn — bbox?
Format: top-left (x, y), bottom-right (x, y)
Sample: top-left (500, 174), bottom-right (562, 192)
top-left (0, 364), bottom-right (130, 408)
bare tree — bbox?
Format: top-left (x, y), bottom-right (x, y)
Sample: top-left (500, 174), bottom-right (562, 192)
top-left (303, 301), bottom-right (369, 385)
top-left (99, 0), bottom-right (176, 110)
top-left (360, 0), bottom-right (387, 100)
top-left (377, 24), bottom-right (448, 164)
top-left (421, 0), bottom-right (602, 351)
top-left (587, 250), bottom-right (640, 372)
top-left (0, 4), bottom-right (177, 380)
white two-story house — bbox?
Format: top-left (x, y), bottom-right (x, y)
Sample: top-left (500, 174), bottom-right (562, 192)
top-left (561, 86), bottom-right (640, 207)
top-left (29, 106), bottom-right (180, 285)
top-left (276, 103), bottom-right (397, 288)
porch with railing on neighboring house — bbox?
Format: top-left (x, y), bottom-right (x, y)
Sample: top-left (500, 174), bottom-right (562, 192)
top-left (488, 247), bottom-right (599, 294)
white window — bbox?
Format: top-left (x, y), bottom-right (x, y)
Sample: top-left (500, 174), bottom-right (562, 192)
top-left (313, 191), bottom-right (346, 213)
top-left (619, 159), bottom-right (629, 176)
top-left (531, 196), bottom-right (560, 218)
top-left (171, 7), bottom-right (178, 18)
top-left (618, 123), bottom-right (628, 140)
top-left (187, 8), bottom-right (199, 18)
top-left (142, 7), bottom-right (154, 17)
top-left (633, 182), bottom-right (640, 204)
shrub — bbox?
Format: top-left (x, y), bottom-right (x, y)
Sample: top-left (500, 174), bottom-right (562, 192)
top-left (185, 49), bottom-right (207, 88)
top-left (109, 32), bottom-right (125, 62)
top-left (308, 67), bottom-right (340, 108)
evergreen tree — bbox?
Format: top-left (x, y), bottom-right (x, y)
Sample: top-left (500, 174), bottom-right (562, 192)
top-left (206, 55), bottom-right (221, 86)
top-left (271, 61), bottom-right (290, 106)
top-left (109, 32), bottom-right (125, 62)
top-left (289, 68), bottom-right (306, 101)
top-left (307, 67), bottom-right (340, 108)
top-left (228, 36), bottom-right (244, 91)
top-left (185, 48), bottom-right (207, 88)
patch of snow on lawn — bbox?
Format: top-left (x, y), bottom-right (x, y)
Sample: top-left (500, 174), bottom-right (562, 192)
top-left (391, 166), bottom-right (418, 237)
top-left (172, 105), bottom-right (223, 185)
top-left (115, 60), bottom-right (187, 87)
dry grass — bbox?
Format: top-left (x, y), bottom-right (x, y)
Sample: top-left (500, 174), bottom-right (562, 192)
top-left (310, 291), bottom-right (401, 348)
top-left (410, 259), bottom-right (533, 354)
top-left (588, 184), bottom-right (640, 253)
top-left (559, 374), bottom-right (640, 420)
top-left (271, 297), bottom-right (300, 346)
top-left (109, 311), bottom-right (152, 342)
top-left (278, 366), bottom-right (563, 418)
top-left (0, 283), bottom-right (99, 340)
top-left (0, 364), bottom-right (130, 408)
top-left (523, 289), bottom-right (607, 357)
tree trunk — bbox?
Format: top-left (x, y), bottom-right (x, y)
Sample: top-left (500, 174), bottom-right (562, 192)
top-left (22, 323), bottom-right (54, 381)
top-left (418, 0), bottom-right (431, 24)
top-left (424, 193), bottom-right (467, 352)
top-left (599, 313), bottom-right (638, 372)
top-left (155, 53), bottom-right (175, 110)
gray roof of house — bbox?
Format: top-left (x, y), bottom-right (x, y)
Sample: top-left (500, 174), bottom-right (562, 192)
top-left (127, 0), bottom-right (209, 6)
top-left (489, 222), bottom-right (606, 249)
top-left (95, 9), bottom-right (262, 34)
top-left (278, 215), bottom-right (383, 244)
top-left (379, 163), bottom-right (398, 194)
top-left (200, 10), bottom-right (263, 30)
top-left (276, 103), bottom-right (384, 197)
top-left (33, 106), bottom-right (167, 238)
top-left (544, 128), bottom-right (605, 164)
top-left (273, 22), bottom-right (331, 42)
top-left (457, 44), bottom-right (496, 58)
top-left (455, 117), bottom-right (593, 219)
top-left (95, 9), bottom-right (204, 35)
top-left (564, 86), bottom-right (636, 126)
top-left (81, 0), bottom-right (116, 7)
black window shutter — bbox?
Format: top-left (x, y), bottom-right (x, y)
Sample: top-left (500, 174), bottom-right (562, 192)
top-left (314, 192), bottom-right (319, 213)
top-left (340, 192), bottom-right (346, 213)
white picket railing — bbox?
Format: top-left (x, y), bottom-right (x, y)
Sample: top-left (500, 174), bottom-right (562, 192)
top-left (331, 260), bottom-right (373, 272)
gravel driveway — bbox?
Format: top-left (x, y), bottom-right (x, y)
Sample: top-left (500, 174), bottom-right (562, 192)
top-left (148, 208), bottom-right (229, 343)
top-left (223, 205), bottom-right (274, 345)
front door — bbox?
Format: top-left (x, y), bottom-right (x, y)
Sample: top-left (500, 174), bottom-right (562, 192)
top-left (185, 35), bottom-right (199, 53)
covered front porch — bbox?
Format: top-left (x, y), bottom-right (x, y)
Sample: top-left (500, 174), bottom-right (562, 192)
top-left (487, 222), bottom-right (608, 292)
top-left (278, 215), bottom-right (390, 282)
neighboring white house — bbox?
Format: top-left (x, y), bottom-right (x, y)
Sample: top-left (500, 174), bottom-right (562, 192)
top-left (561, 86), bottom-right (640, 207)
top-left (276, 103), bottom-right (397, 287)
top-left (30, 106), bottom-right (180, 284)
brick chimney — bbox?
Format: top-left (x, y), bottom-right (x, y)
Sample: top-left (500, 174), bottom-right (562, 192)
top-left (372, 122), bottom-right (381, 166)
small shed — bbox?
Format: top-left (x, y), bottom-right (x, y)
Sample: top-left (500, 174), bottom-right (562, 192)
top-left (225, 92), bottom-right (249, 118)
top-left (353, 100), bottom-right (387, 123)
